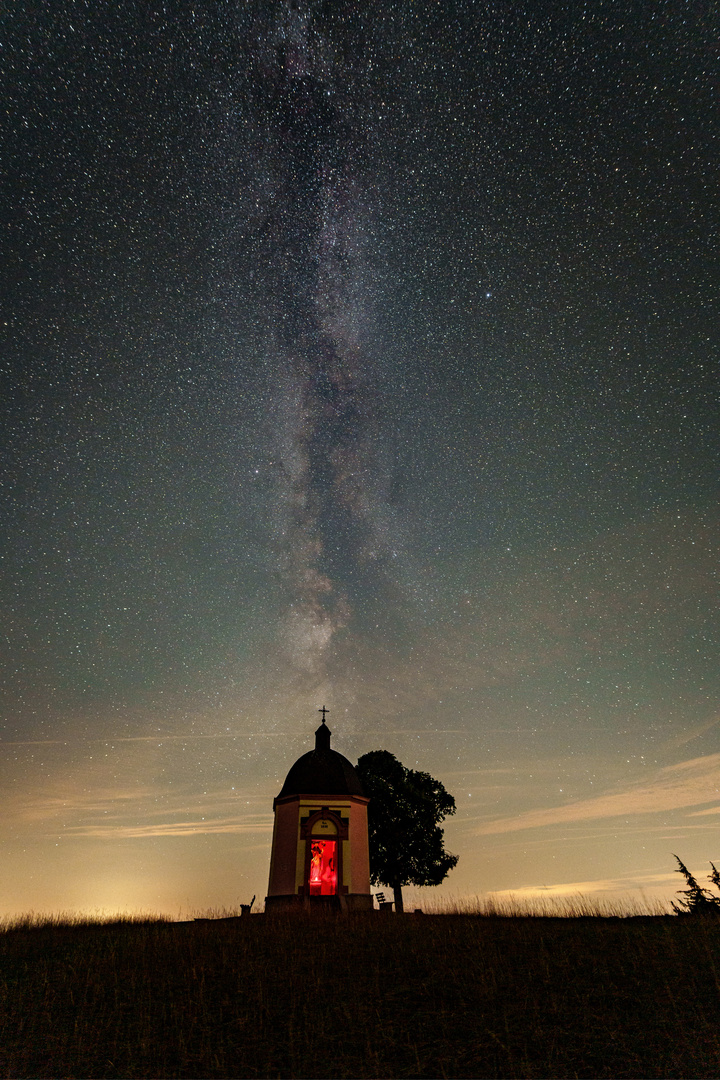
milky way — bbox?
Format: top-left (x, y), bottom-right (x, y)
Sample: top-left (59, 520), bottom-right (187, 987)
top-left (232, 3), bottom-right (412, 691)
top-left (255, 3), bottom-right (377, 680)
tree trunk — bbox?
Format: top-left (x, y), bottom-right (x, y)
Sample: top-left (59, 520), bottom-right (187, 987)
top-left (393, 883), bottom-right (404, 913)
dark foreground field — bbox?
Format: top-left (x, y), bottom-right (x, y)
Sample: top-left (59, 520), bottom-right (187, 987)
top-left (1, 912), bottom-right (719, 1078)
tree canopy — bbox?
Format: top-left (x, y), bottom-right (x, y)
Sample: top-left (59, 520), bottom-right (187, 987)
top-left (356, 749), bottom-right (458, 912)
top-left (671, 855), bottom-right (720, 915)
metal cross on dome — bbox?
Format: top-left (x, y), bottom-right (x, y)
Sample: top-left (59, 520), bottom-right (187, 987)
top-left (318, 705), bottom-right (329, 724)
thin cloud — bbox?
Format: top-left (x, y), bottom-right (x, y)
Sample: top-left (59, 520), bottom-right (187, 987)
top-left (0, 740), bottom-right (68, 746)
top-left (111, 732), bottom-right (309, 741)
top-left (489, 870), bottom-right (677, 900)
top-left (9, 784), bottom-right (269, 826)
top-left (474, 753), bottom-right (720, 835)
top-left (660, 715), bottom-right (720, 752)
top-left (12, 786), bottom-right (158, 823)
top-left (66, 816), bottom-right (273, 839)
top-left (357, 729), bottom-right (466, 735)
top-left (494, 822), bottom-right (720, 847)
top-left (0, 733), bottom-right (312, 745)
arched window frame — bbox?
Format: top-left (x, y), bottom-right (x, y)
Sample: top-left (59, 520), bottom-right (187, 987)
top-left (299, 806), bottom-right (349, 896)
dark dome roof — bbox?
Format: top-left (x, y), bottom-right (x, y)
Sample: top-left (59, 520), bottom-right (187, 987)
top-left (277, 723), bottom-right (365, 798)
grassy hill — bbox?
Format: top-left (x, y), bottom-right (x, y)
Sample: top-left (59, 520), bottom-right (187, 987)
top-left (1, 910), bottom-right (719, 1078)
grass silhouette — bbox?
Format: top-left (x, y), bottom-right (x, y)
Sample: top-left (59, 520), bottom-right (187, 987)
top-left (0, 902), bottom-right (718, 1078)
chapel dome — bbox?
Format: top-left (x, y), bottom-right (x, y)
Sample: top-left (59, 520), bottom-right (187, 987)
top-left (276, 721), bottom-right (365, 799)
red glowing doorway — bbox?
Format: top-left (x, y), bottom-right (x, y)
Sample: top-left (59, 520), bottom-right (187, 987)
top-left (308, 839), bottom-right (338, 896)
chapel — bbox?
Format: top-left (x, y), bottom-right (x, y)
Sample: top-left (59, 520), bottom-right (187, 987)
top-left (265, 710), bottom-right (373, 912)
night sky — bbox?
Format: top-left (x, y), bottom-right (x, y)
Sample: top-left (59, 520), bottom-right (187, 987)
top-left (1, 0), bottom-right (718, 916)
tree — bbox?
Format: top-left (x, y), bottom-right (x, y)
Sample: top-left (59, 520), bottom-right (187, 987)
top-left (671, 855), bottom-right (720, 915)
top-left (356, 750), bottom-right (458, 912)
top-left (710, 862), bottom-right (720, 893)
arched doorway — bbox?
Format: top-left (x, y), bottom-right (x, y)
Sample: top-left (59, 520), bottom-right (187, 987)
top-left (301, 807), bottom-right (347, 898)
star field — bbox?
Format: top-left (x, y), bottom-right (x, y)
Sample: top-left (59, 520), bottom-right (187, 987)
top-left (0, 1), bottom-right (718, 914)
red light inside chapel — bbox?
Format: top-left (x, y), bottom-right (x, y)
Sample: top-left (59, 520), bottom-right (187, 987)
top-left (309, 839), bottom-right (337, 895)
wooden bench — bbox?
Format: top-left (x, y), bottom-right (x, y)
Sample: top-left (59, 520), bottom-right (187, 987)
top-left (375, 892), bottom-right (394, 911)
